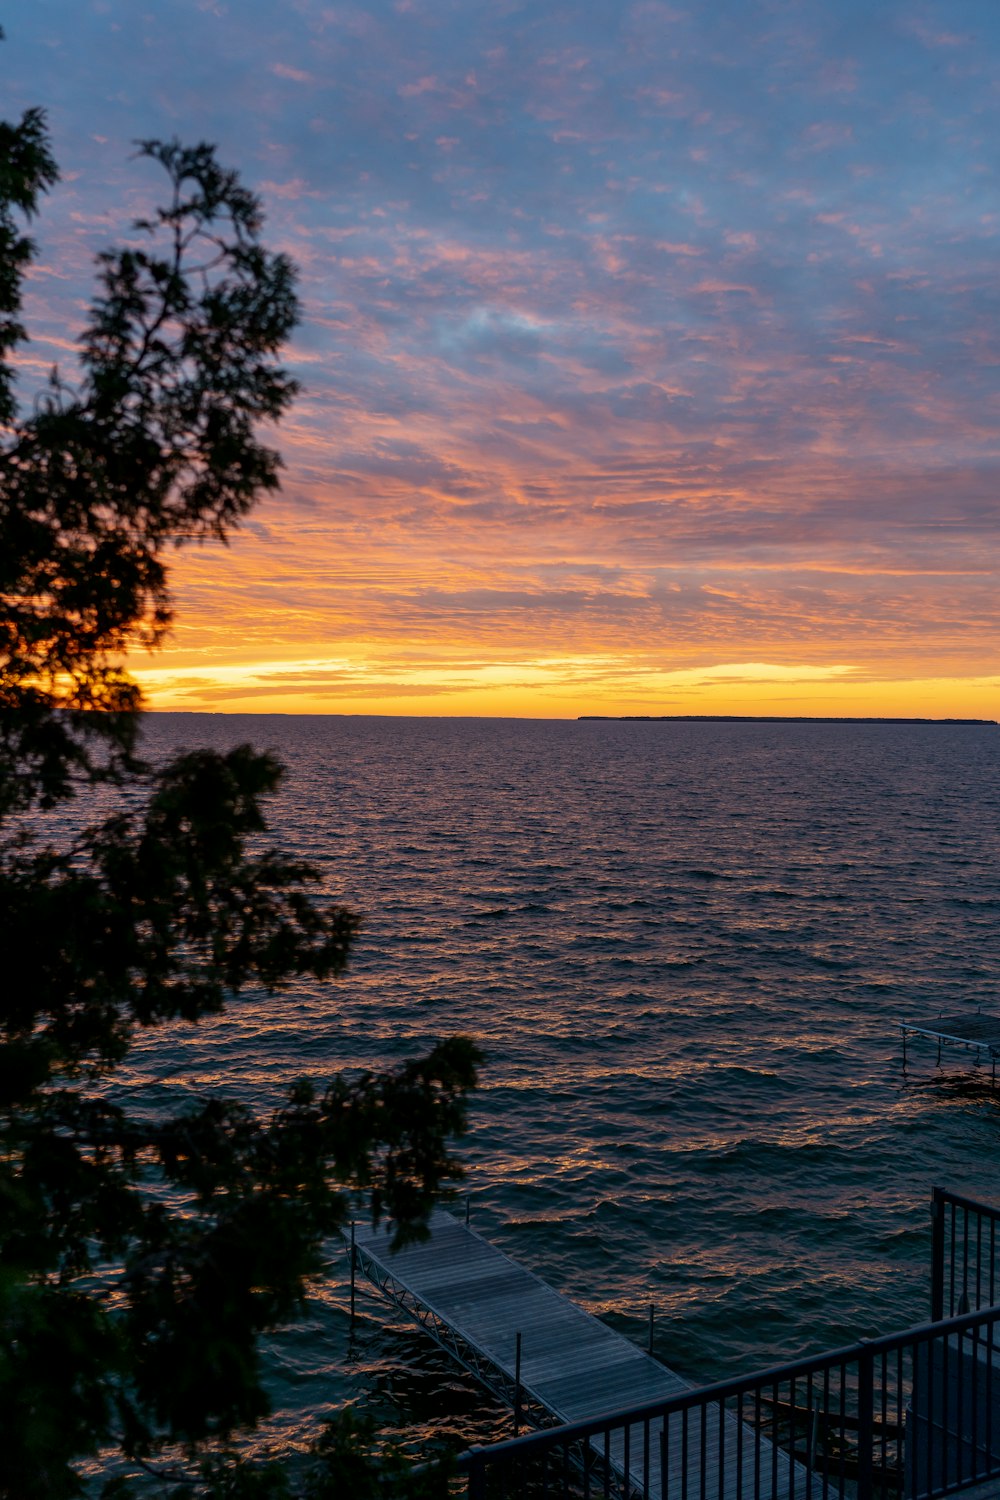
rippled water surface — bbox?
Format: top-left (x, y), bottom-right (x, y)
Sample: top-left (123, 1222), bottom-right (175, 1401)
top-left (121, 715), bottom-right (1000, 1460)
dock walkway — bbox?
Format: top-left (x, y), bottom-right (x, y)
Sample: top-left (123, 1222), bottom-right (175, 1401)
top-left (351, 1208), bottom-right (822, 1498)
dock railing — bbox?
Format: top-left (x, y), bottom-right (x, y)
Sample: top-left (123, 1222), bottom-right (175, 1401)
top-left (931, 1186), bottom-right (1000, 1323)
top-left (458, 1301), bottom-right (1000, 1500)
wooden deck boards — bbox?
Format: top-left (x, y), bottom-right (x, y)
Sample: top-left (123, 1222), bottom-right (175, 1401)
top-left (353, 1209), bottom-right (825, 1498)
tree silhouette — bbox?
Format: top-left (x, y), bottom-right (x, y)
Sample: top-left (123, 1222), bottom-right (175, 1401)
top-left (0, 99), bottom-right (478, 1499)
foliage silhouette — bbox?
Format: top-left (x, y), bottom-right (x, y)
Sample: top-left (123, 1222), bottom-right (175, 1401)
top-left (0, 98), bottom-right (478, 1499)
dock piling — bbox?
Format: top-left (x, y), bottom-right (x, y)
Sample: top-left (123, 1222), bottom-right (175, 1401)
top-left (514, 1331), bottom-right (522, 1437)
top-left (349, 1220), bottom-right (356, 1326)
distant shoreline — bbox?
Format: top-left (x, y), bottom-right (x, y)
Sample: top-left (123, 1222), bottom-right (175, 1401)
top-left (578, 715), bottom-right (998, 725)
top-left (143, 710), bottom-right (998, 725)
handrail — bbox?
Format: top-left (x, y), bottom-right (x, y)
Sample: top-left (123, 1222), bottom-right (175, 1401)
top-left (457, 1301), bottom-right (1000, 1471)
top-left (452, 1189), bottom-right (1000, 1497)
top-left (932, 1186), bottom-right (1000, 1222)
top-left (932, 1184), bottom-right (1000, 1321)
top-left (458, 1301), bottom-right (1000, 1498)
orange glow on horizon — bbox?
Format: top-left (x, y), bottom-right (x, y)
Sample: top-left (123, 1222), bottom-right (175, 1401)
top-left (132, 646), bottom-right (1000, 721)
top-left (126, 513), bottom-right (999, 721)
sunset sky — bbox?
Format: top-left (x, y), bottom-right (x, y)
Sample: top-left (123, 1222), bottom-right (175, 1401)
top-left (8, 1), bottom-right (1000, 717)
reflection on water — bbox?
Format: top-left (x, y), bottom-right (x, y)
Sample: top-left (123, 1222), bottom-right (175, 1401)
top-left (113, 717), bottom-right (1000, 1458)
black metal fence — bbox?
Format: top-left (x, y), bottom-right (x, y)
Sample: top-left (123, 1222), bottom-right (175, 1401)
top-left (457, 1303), bottom-right (1000, 1500)
top-left (449, 1190), bottom-right (1000, 1498)
top-left (931, 1186), bottom-right (1000, 1323)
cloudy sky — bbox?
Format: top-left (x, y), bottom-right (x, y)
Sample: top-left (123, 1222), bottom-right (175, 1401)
top-left (8, 1), bottom-right (1000, 716)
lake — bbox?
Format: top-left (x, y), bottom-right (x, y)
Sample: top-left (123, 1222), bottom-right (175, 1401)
top-left (116, 714), bottom-right (1000, 1463)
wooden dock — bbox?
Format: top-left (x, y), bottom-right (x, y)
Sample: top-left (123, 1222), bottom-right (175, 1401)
top-left (351, 1208), bottom-right (823, 1498)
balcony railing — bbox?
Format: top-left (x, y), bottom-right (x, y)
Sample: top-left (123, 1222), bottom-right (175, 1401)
top-left (932, 1186), bottom-right (1000, 1322)
top-left (457, 1237), bottom-right (1000, 1498)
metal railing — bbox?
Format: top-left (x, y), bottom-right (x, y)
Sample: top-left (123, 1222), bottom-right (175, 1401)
top-left (931, 1186), bottom-right (1000, 1322)
top-left (457, 1303), bottom-right (1000, 1500)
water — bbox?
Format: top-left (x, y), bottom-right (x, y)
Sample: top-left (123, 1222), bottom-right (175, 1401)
top-left (109, 715), bottom-right (1000, 1462)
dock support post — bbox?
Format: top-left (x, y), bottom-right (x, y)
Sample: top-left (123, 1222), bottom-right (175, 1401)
top-left (807, 1408), bottom-right (820, 1469)
top-left (466, 1447), bottom-right (486, 1500)
top-left (648, 1303), bottom-right (654, 1355)
top-left (350, 1221), bottom-right (356, 1327)
top-left (514, 1331), bottom-right (522, 1437)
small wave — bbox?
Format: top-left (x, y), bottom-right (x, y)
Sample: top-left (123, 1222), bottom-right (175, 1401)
top-left (694, 1138), bottom-right (839, 1177)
